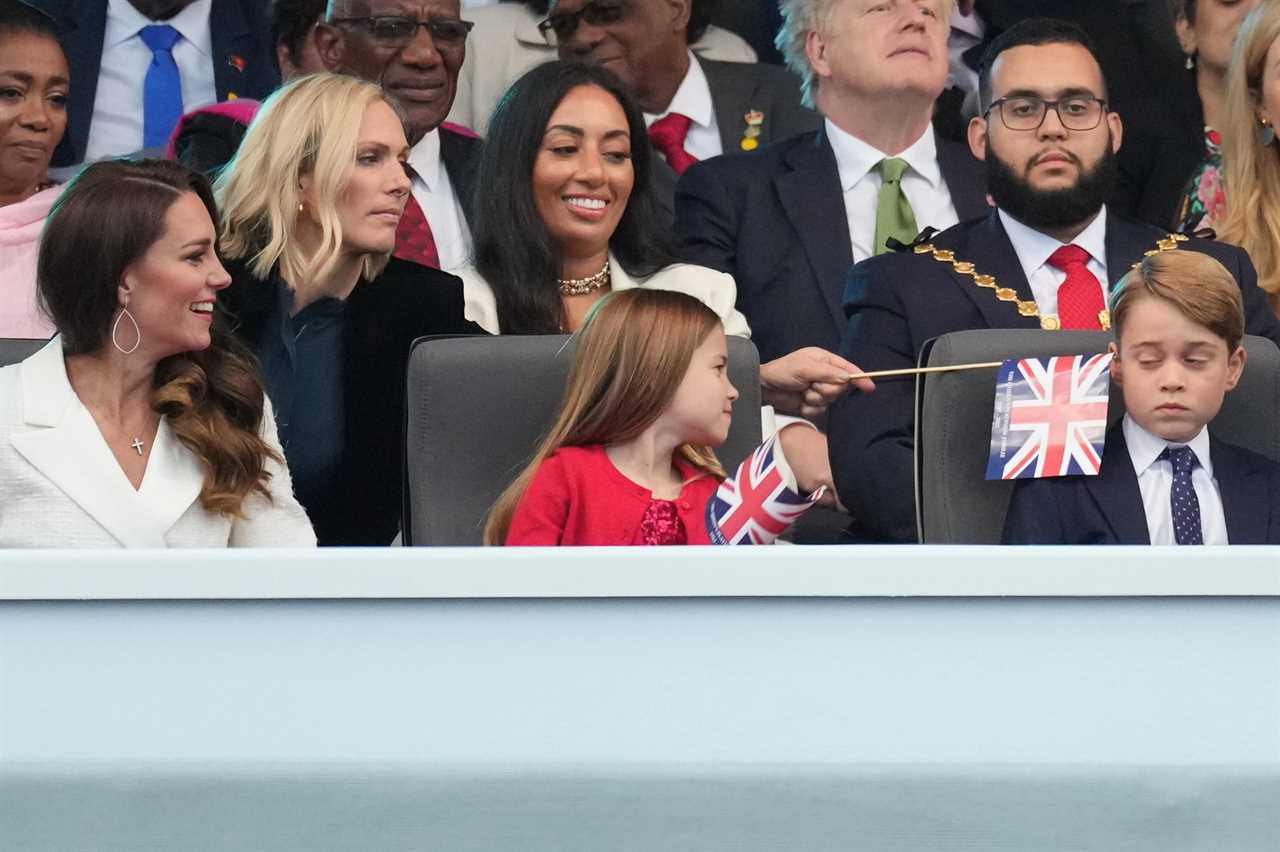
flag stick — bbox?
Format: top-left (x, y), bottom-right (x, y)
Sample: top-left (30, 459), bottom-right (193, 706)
top-left (848, 360), bottom-right (1005, 381)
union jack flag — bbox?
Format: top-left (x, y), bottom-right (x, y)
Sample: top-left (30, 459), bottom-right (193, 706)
top-left (985, 353), bottom-right (1113, 481)
top-left (706, 434), bottom-right (823, 545)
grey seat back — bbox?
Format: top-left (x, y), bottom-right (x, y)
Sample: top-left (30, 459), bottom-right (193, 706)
top-left (915, 330), bottom-right (1280, 544)
top-left (0, 338), bottom-right (48, 367)
top-left (404, 334), bottom-right (763, 545)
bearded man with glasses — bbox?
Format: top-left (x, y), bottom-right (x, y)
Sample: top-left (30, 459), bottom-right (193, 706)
top-left (546, 0), bottom-right (820, 220)
top-left (316, 0), bottom-right (481, 271)
top-left (825, 17), bottom-right (1280, 544)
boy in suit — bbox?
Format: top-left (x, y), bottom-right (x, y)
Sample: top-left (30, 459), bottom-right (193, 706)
top-left (1003, 249), bottom-right (1280, 544)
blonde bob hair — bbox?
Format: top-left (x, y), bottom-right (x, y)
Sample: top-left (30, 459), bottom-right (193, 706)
top-left (1218, 1), bottom-right (1280, 296)
top-left (215, 72), bottom-right (405, 286)
top-left (777, 0), bottom-right (955, 108)
top-left (484, 289), bottom-right (728, 545)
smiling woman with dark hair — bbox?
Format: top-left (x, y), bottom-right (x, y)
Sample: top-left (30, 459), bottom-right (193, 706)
top-left (462, 60), bottom-right (873, 508)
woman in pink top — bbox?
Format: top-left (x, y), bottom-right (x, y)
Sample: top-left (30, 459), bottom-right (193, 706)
top-left (0, 1), bottom-right (67, 339)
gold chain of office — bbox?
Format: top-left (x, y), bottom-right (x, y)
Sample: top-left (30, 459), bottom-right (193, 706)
top-left (911, 232), bottom-right (1190, 331)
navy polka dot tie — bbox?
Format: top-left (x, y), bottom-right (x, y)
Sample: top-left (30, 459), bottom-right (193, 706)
top-left (1159, 445), bottom-right (1203, 545)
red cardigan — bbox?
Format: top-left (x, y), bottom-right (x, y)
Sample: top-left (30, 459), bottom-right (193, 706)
top-left (505, 445), bottom-right (721, 545)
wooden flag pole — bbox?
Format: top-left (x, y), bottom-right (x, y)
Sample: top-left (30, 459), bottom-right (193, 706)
top-left (847, 360), bottom-right (1005, 381)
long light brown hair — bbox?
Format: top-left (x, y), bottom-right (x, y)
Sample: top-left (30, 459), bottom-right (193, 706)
top-left (37, 159), bottom-right (280, 516)
top-left (484, 289), bottom-right (728, 545)
top-left (1218, 2), bottom-right (1280, 296)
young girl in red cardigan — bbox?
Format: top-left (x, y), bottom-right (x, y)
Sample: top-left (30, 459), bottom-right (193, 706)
top-left (486, 290), bottom-right (822, 546)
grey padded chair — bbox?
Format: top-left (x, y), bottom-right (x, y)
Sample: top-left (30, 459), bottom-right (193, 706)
top-left (915, 330), bottom-right (1280, 544)
top-left (403, 334), bottom-right (763, 546)
top-left (0, 338), bottom-right (47, 367)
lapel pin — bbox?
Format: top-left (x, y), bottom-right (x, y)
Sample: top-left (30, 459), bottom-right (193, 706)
top-left (229, 54), bottom-right (246, 73)
top-left (740, 110), bottom-right (764, 151)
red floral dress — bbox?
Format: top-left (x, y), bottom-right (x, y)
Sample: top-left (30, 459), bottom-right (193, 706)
top-left (1177, 127), bottom-right (1225, 234)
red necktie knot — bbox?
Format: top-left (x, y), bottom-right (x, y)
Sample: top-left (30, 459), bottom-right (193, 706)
top-left (393, 163), bottom-right (440, 269)
top-left (648, 112), bottom-right (699, 175)
top-left (1048, 244), bottom-right (1091, 271)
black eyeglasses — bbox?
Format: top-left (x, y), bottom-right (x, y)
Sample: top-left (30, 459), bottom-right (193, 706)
top-left (537, 0), bottom-right (628, 45)
top-left (985, 95), bottom-right (1108, 131)
top-left (331, 16), bottom-right (475, 49)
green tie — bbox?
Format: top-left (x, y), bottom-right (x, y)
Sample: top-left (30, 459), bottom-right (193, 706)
top-left (873, 157), bottom-right (919, 255)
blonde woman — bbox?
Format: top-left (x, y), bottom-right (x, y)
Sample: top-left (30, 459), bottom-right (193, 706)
top-left (215, 73), bottom-right (483, 546)
top-left (1218, 1), bottom-right (1280, 314)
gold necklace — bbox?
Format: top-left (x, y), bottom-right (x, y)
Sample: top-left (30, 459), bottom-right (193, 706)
top-left (912, 232), bottom-right (1189, 330)
top-left (558, 260), bottom-right (611, 296)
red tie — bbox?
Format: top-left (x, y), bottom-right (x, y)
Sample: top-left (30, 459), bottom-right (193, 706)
top-left (648, 112), bottom-right (699, 175)
top-left (394, 167), bottom-right (440, 269)
top-left (1047, 244), bottom-right (1105, 330)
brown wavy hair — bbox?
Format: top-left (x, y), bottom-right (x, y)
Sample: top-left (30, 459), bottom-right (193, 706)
top-left (37, 159), bottom-right (279, 517)
top-left (484, 289), bottom-right (727, 545)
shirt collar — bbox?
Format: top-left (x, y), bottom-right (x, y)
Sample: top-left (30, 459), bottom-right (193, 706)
top-left (106, 0), bottom-right (213, 56)
top-left (998, 205), bottom-right (1109, 283)
top-left (408, 128), bottom-right (442, 190)
top-left (1122, 413), bottom-right (1215, 478)
top-left (824, 117), bottom-right (941, 193)
top-left (645, 52), bottom-right (713, 129)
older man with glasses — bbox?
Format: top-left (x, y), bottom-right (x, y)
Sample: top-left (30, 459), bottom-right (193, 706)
top-left (546, 0), bottom-right (820, 219)
top-left (316, 0), bottom-right (480, 271)
top-left (825, 17), bottom-right (1280, 544)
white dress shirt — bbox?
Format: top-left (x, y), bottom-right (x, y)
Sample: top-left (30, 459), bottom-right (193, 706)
top-left (84, 0), bottom-right (218, 162)
top-left (407, 128), bottom-right (473, 271)
top-left (644, 52), bottom-right (722, 163)
top-left (999, 207), bottom-right (1110, 320)
top-left (825, 118), bottom-right (960, 263)
top-left (1122, 415), bottom-right (1229, 545)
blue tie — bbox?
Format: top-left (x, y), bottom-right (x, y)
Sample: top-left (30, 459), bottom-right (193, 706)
top-left (139, 24), bottom-right (183, 148)
top-left (1159, 445), bottom-right (1204, 545)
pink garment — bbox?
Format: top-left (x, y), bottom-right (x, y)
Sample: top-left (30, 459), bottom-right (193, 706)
top-left (0, 185), bottom-right (59, 339)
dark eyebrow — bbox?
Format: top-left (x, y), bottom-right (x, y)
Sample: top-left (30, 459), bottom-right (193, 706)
top-left (602, 129), bottom-right (630, 141)
top-left (1002, 86), bottom-right (1099, 100)
top-left (545, 124), bottom-right (585, 137)
top-left (0, 70), bottom-right (69, 86)
top-left (181, 238), bottom-right (213, 250)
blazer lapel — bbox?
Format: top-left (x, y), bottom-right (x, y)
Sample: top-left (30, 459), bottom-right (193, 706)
top-left (1103, 213), bottom-right (1164, 285)
top-left (52, 1), bottom-right (107, 167)
top-left (211, 0), bottom-right (257, 101)
top-left (1081, 427), bottom-right (1152, 544)
top-left (935, 133), bottom-right (989, 222)
top-left (945, 212), bottom-right (1040, 330)
top-left (774, 130), bottom-right (853, 331)
top-left (9, 340), bottom-right (201, 547)
top-left (699, 57), bottom-right (750, 154)
top-left (1211, 437), bottom-right (1269, 544)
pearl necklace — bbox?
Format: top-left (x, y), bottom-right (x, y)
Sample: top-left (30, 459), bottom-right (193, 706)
top-left (557, 260), bottom-right (611, 296)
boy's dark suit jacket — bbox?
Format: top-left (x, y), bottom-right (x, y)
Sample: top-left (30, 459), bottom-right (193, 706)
top-left (650, 57), bottom-right (821, 224)
top-left (674, 124), bottom-right (989, 362)
top-left (1002, 426), bottom-right (1280, 544)
top-left (33, 0), bottom-right (279, 167)
top-left (220, 257), bottom-right (485, 546)
top-left (828, 210), bottom-right (1280, 543)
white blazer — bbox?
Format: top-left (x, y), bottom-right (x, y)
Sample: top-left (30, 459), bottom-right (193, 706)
top-left (0, 339), bottom-right (316, 548)
top-left (458, 255), bottom-right (753, 338)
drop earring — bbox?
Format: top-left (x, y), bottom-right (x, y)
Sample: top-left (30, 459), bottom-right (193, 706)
top-left (1258, 117), bottom-right (1275, 146)
top-left (1185, 53), bottom-right (1195, 71)
top-left (111, 303), bottom-right (141, 355)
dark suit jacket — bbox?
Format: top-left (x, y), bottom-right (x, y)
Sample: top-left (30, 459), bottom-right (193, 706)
top-left (829, 210), bottom-right (1280, 543)
top-left (1002, 426), bottom-right (1280, 544)
top-left (650, 56), bottom-right (821, 222)
top-left (220, 257), bottom-right (485, 546)
top-left (674, 126), bottom-right (989, 362)
top-left (440, 124), bottom-right (482, 230)
top-left (34, 0), bottom-right (279, 167)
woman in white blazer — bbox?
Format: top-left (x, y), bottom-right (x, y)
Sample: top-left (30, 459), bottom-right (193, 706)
top-left (0, 159), bottom-right (315, 548)
top-left (462, 63), bottom-right (873, 504)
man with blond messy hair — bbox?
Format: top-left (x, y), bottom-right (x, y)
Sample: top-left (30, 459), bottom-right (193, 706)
top-left (675, 0), bottom-right (987, 366)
